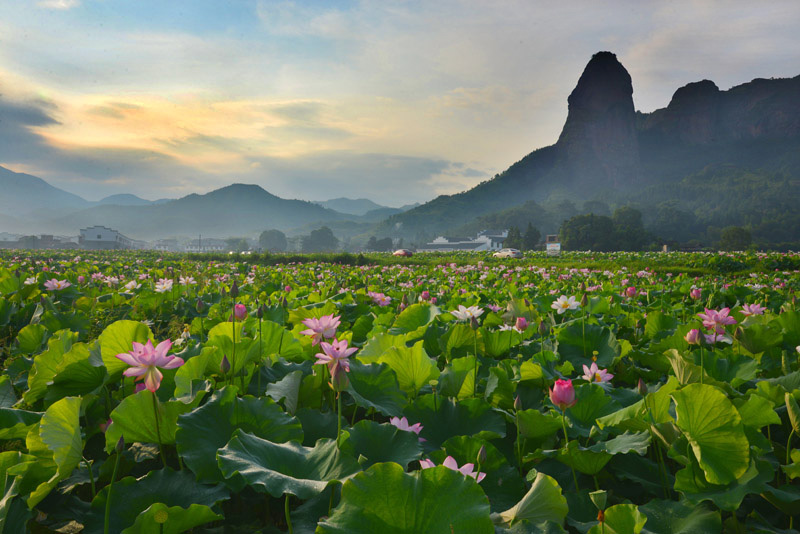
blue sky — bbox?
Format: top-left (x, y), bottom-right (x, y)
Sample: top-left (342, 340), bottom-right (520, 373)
top-left (0, 1), bottom-right (798, 205)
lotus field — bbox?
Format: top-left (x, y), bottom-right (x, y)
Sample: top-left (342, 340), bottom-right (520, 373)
top-left (1, 250), bottom-right (800, 533)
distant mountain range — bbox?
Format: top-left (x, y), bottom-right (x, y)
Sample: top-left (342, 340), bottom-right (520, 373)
top-left (377, 52), bottom-right (800, 246)
top-left (0, 166), bottom-right (414, 240)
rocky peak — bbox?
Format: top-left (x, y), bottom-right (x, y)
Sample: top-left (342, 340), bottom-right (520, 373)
top-left (556, 51), bottom-right (640, 192)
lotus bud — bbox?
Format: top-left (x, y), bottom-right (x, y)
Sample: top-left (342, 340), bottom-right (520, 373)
top-left (196, 298), bottom-right (205, 313)
top-left (549, 379), bottom-right (576, 411)
top-left (513, 395), bottom-right (522, 411)
top-left (684, 329), bottom-right (701, 345)
top-left (580, 293), bottom-right (588, 308)
top-left (476, 445), bottom-right (487, 465)
top-left (637, 377), bottom-right (648, 396)
top-left (281, 296), bottom-right (287, 307)
top-left (115, 435), bottom-right (125, 453)
top-left (689, 288), bottom-right (702, 300)
top-left (470, 315), bottom-right (480, 330)
top-left (230, 280), bottom-right (239, 297)
top-left (524, 298), bottom-right (530, 307)
top-left (220, 355), bottom-right (231, 375)
top-left (580, 282), bottom-right (586, 292)
top-left (589, 489), bottom-right (607, 511)
top-left (220, 287), bottom-right (227, 299)
top-left (257, 305), bottom-right (264, 319)
top-left (233, 303), bottom-right (247, 320)
top-left (538, 320), bottom-right (549, 336)
top-left (515, 316), bottom-right (528, 332)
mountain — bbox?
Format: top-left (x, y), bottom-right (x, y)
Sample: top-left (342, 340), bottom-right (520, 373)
top-left (48, 183), bottom-right (347, 239)
top-left (314, 197), bottom-right (389, 216)
top-left (0, 165), bottom-right (89, 219)
top-left (378, 51), bottom-right (800, 246)
top-left (94, 194), bottom-right (172, 207)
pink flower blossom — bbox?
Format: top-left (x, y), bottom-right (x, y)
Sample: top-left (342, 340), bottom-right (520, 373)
top-left (514, 317), bottom-right (529, 333)
top-left (43, 279), bottom-right (71, 291)
top-left (684, 328), bottom-right (701, 345)
top-left (389, 416), bottom-right (423, 435)
top-left (740, 303), bottom-right (766, 316)
top-left (689, 288), bottom-right (702, 300)
top-left (697, 308), bottom-right (737, 331)
top-left (314, 338), bottom-right (357, 384)
top-left (115, 339), bottom-right (184, 392)
top-left (368, 291), bottom-right (392, 306)
top-left (582, 362), bottom-right (613, 384)
top-left (625, 287), bottom-right (637, 298)
top-left (419, 456), bottom-right (486, 483)
top-left (300, 314), bottom-right (341, 346)
top-left (233, 303), bottom-right (247, 320)
top-left (549, 379), bottom-right (577, 410)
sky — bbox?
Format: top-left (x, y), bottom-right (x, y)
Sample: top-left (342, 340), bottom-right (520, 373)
top-left (1, 1), bottom-right (798, 206)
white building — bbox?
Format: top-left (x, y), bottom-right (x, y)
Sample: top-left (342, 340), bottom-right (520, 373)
top-left (152, 238), bottom-right (179, 252)
top-left (79, 226), bottom-right (144, 250)
top-left (418, 229), bottom-right (507, 252)
top-left (184, 238), bottom-right (227, 253)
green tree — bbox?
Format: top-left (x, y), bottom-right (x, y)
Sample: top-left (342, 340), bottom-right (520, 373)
top-left (302, 226), bottom-right (339, 253)
top-left (366, 236), bottom-right (378, 251)
top-left (612, 206), bottom-right (649, 251)
top-left (719, 226), bottom-right (752, 251)
top-left (522, 223), bottom-right (541, 250)
top-left (582, 200), bottom-right (611, 216)
top-left (560, 214), bottom-right (615, 251)
top-left (504, 226), bottom-right (522, 249)
top-left (259, 229), bottom-right (287, 252)
top-left (225, 237), bottom-right (250, 252)
top-left (375, 237), bottom-right (394, 251)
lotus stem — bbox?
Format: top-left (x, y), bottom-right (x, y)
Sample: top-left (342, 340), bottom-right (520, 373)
top-left (786, 430), bottom-right (795, 486)
top-left (152, 392), bottom-right (167, 468)
top-left (285, 494), bottom-right (293, 534)
top-left (514, 410), bottom-right (523, 475)
top-left (336, 392), bottom-right (343, 448)
top-left (104, 449), bottom-right (121, 534)
top-left (85, 458), bottom-right (96, 498)
top-left (561, 409), bottom-right (579, 492)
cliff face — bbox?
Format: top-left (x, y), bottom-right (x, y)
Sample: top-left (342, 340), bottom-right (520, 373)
top-left (640, 75), bottom-right (800, 144)
top-left (556, 51), bottom-right (640, 190)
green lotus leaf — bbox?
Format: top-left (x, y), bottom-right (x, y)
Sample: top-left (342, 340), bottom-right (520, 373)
top-left (436, 435), bottom-right (526, 512)
top-left (175, 386), bottom-right (302, 485)
top-left (105, 390), bottom-right (193, 452)
top-left (46, 345), bottom-right (107, 403)
top-left (485, 366), bottom-right (516, 410)
top-left (644, 312), bottom-right (678, 340)
top-left (265, 370), bottom-right (303, 415)
top-left (569, 384), bottom-right (619, 431)
top-left (346, 361), bottom-right (407, 417)
top-left (15, 323), bottom-right (49, 355)
top-left (516, 409), bottom-right (564, 443)
top-left (589, 431), bottom-right (651, 456)
top-left (639, 500), bottom-right (721, 534)
top-left (23, 330), bottom-right (78, 405)
top-left (736, 323), bottom-right (782, 355)
top-left (493, 470), bottom-right (567, 527)
top-left (123, 502), bottom-right (222, 534)
top-left (438, 355), bottom-right (477, 400)
top-left (357, 333), bottom-right (408, 364)
top-left (674, 458), bottom-right (773, 511)
top-left (761, 484), bottom-right (800, 516)
top-left (99, 320), bottom-right (153, 379)
top-left (389, 303), bottom-right (439, 335)
top-left (317, 462), bottom-right (494, 534)
top-left (481, 328), bottom-right (523, 358)
top-left (671, 384), bottom-right (749, 485)
top-left (587, 504), bottom-right (646, 534)
top-left (556, 323), bottom-right (619, 368)
top-left (403, 395), bottom-right (506, 448)
top-left (173, 346), bottom-right (217, 401)
top-left (374, 340), bottom-right (439, 396)
top-left (217, 430), bottom-right (361, 499)
top-left (345, 420), bottom-right (422, 469)
top-left (84, 468), bottom-right (229, 534)
top-left (734, 394), bottom-right (780, 429)
top-left (553, 440), bottom-right (611, 475)
top-left (0, 408), bottom-right (42, 440)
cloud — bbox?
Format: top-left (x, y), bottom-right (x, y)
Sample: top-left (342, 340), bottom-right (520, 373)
top-left (37, 0), bottom-right (79, 9)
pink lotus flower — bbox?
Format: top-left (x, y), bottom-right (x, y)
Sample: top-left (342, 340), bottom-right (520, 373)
top-left (419, 456), bottom-right (486, 483)
top-left (420, 290), bottom-right (430, 301)
top-left (233, 304), bottom-right (247, 320)
top-left (115, 339), bottom-right (184, 392)
top-left (625, 287), bottom-right (637, 298)
top-left (450, 305), bottom-right (484, 321)
top-left (301, 314), bottom-right (341, 346)
top-left (314, 338), bottom-right (357, 384)
top-left (549, 379), bottom-right (577, 410)
top-left (689, 288), bottom-right (702, 300)
top-left (514, 317), bottom-right (529, 333)
top-left (705, 331), bottom-right (732, 345)
top-left (740, 303), bottom-right (766, 316)
top-left (368, 291), bottom-right (392, 306)
top-left (389, 416), bottom-right (423, 435)
top-left (697, 308), bottom-right (737, 331)
top-left (582, 362), bottom-right (613, 384)
top-left (684, 328), bottom-right (701, 345)
top-left (77, 275), bottom-right (85, 284)
top-left (44, 279), bottom-right (71, 291)
top-left (154, 278), bottom-right (173, 293)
